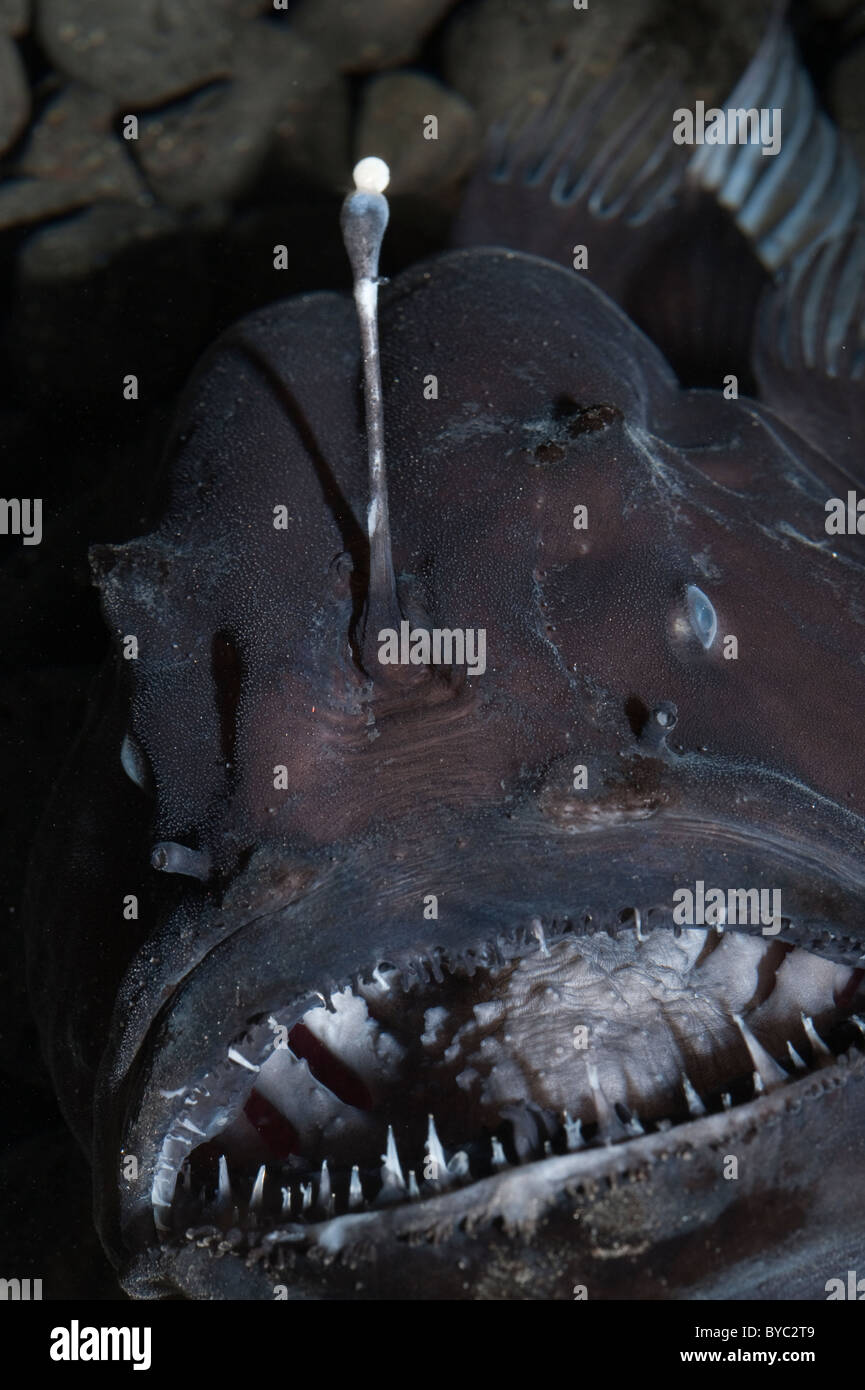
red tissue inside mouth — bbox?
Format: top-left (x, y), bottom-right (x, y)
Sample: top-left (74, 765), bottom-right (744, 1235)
top-left (836, 967), bottom-right (865, 1011)
top-left (241, 1024), bottom-right (373, 1159)
top-left (287, 1023), bottom-right (373, 1111)
top-left (243, 1089), bottom-right (301, 1159)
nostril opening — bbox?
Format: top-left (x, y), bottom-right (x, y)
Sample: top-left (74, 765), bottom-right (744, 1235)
top-left (624, 694), bottom-right (649, 738)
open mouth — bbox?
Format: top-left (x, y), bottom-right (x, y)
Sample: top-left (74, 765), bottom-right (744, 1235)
top-left (149, 919), bottom-right (865, 1263)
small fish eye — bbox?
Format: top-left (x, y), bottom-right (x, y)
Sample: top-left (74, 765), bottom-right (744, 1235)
top-left (685, 584), bottom-right (718, 650)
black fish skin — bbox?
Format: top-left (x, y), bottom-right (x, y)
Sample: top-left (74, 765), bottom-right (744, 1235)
top-left (26, 243), bottom-right (865, 1299)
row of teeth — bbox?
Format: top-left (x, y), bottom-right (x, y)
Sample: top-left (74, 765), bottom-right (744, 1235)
top-left (178, 1116), bottom-right (467, 1228)
top-left (164, 1011), bottom-right (865, 1230)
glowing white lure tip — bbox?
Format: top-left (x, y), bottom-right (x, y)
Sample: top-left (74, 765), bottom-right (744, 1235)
top-left (352, 156), bottom-right (390, 195)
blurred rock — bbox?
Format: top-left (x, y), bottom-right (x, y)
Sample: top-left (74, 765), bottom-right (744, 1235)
top-left (0, 0), bottom-right (28, 35)
top-left (356, 72), bottom-right (479, 196)
top-left (0, 34), bottom-right (29, 154)
top-left (137, 81), bottom-right (273, 209)
top-left (270, 67), bottom-right (351, 192)
top-left (290, 0), bottom-right (458, 73)
top-left (218, 0), bottom-right (272, 14)
top-left (37, 0), bottom-right (237, 107)
top-left (18, 199), bottom-right (182, 280)
top-left (12, 200), bottom-right (219, 409)
top-left (138, 26), bottom-right (350, 205)
top-left (442, 0), bottom-right (775, 131)
top-left (0, 85), bottom-right (147, 229)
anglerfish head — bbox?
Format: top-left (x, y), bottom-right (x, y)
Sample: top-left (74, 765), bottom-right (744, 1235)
top-left (30, 156), bottom-right (865, 1300)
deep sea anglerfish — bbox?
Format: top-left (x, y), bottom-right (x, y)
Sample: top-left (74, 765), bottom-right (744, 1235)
top-left (26, 10), bottom-right (865, 1300)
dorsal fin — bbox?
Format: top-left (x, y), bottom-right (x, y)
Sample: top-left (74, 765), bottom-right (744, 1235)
top-left (340, 157), bottom-right (404, 675)
top-left (754, 224), bottom-right (865, 487)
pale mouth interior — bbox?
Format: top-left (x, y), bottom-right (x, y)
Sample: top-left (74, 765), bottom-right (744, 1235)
top-left (160, 927), bottom-right (864, 1240)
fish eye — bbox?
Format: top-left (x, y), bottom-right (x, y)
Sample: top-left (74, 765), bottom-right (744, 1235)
top-left (685, 584), bottom-right (718, 650)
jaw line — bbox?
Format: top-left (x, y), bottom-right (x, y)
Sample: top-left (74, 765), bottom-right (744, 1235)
top-left (156, 1045), bottom-right (865, 1284)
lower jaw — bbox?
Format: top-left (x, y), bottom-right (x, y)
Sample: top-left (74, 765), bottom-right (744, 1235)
top-left (123, 1045), bottom-right (865, 1300)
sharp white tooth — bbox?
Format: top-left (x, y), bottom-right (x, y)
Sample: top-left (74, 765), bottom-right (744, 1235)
top-left (281, 1186), bottom-right (292, 1217)
top-left (624, 1111), bottom-right (645, 1137)
top-left (491, 1136), bottom-right (509, 1168)
top-left (801, 1013), bottom-right (833, 1060)
top-left (531, 917), bottom-right (550, 957)
top-left (732, 1012), bottom-right (787, 1092)
top-left (348, 1165), bottom-right (364, 1209)
top-left (383, 1125), bottom-right (406, 1186)
top-left (372, 965), bottom-right (391, 992)
top-left (153, 1202), bottom-right (171, 1232)
top-left (424, 1113), bottom-right (451, 1185)
top-left (301, 1182), bottom-right (313, 1213)
top-left (752, 1070), bottom-right (765, 1095)
top-left (681, 1073), bottom-right (707, 1118)
top-left (446, 1150), bottom-right (470, 1178)
top-left (250, 1164), bottom-right (266, 1211)
top-left (152, 1172), bottom-right (175, 1204)
top-left (721, 1092), bottom-right (732, 1110)
top-left (787, 1040), bottom-right (807, 1070)
top-left (375, 1126), bottom-right (407, 1204)
top-left (178, 1116), bottom-right (207, 1137)
top-left (227, 1046), bottom-right (260, 1073)
top-left (563, 1111), bottom-right (584, 1151)
top-left (216, 1155), bottom-right (232, 1211)
top-left (633, 907), bottom-right (645, 942)
top-left (543, 1140), bottom-right (553, 1157)
top-left (318, 1160), bottom-right (332, 1212)
top-left (851, 1014), bottom-right (865, 1039)
top-left (407, 1170), bottom-right (420, 1200)
top-left (586, 1061), bottom-right (615, 1143)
